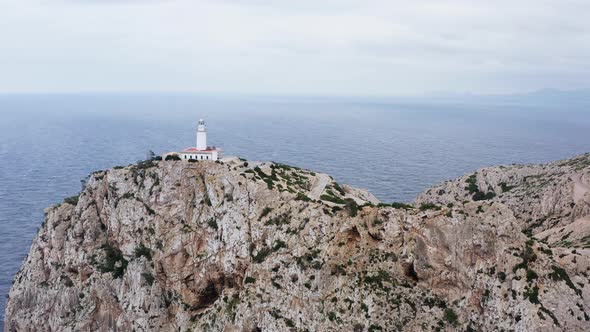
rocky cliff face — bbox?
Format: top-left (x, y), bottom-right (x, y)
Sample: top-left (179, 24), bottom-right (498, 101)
top-left (5, 154), bottom-right (590, 331)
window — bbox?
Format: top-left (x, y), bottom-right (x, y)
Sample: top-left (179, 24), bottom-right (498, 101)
top-left (184, 155), bottom-right (187, 159)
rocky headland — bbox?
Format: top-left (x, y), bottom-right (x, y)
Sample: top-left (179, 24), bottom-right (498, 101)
top-left (4, 154), bottom-right (590, 331)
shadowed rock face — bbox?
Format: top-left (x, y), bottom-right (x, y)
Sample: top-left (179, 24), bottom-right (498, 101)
top-left (5, 154), bottom-right (590, 332)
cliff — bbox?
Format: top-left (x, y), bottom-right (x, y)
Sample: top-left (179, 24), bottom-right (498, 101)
top-left (4, 154), bottom-right (590, 331)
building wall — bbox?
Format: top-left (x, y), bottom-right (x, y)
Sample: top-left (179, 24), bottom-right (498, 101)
top-left (180, 151), bottom-right (218, 161)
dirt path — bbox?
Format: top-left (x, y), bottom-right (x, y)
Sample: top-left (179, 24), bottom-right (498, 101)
top-left (309, 173), bottom-right (331, 200)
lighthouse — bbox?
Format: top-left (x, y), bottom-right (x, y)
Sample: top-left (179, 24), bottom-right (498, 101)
top-left (196, 119), bottom-right (207, 151)
top-left (176, 119), bottom-right (220, 161)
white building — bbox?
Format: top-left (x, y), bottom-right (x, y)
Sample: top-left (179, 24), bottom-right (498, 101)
top-left (178, 119), bottom-right (220, 161)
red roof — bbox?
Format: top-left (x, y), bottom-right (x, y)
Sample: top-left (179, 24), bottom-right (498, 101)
top-left (182, 147), bottom-right (218, 153)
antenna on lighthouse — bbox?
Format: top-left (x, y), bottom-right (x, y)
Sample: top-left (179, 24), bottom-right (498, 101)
top-left (196, 119), bottom-right (207, 151)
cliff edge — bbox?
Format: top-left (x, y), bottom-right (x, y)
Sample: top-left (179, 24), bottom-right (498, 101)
top-left (5, 154), bottom-right (590, 331)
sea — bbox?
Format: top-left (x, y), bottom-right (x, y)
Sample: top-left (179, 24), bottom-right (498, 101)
top-left (0, 94), bottom-right (589, 326)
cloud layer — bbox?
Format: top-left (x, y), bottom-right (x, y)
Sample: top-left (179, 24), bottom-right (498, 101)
top-left (1, 0), bottom-right (589, 95)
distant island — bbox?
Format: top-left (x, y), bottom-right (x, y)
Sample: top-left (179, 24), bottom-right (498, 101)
top-left (4, 153), bottom-right (590, 331)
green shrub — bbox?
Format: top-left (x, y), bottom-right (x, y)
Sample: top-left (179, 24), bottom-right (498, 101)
top-left (443, 308), bottom-right (459, 326)
top-left (253, 247), bottom-right (271, 263)
top-left (473, 191), bottom-right (496, 201)
top-left (526, 269), bottom-right (538, 282)
top-left (390, 202), bottom-right (414, 209)
top-left (141, 272), bottom-right (155, 286)
top-left (265, 213), bottom-right (290, 227)
top-left (513, 244), bottom-right (537, 273)
top-left (321, 194), bottom-right (345, 204)
top-left (272, 239), bottom-right (287, 251)
top-left (332, 182), bottom-right (346, 195)
top-left (344, 198), bottom-right (359, 217)
top-left (120, 192), bottom-right (135, 201)
top-left (134, 243), bottom-right (153, 261)
top-left (61, 275), bottom-right (74, 287)
top-left (499, 182), bottom-right (515, 192)
top-left (261, 207), bottom-right (273, 218)
top-left (539, 306), bottom-right (560, 326)
top-left (465, 175), bottom-right (479, 194)
top-left (363, 270), bottom-right (393, 289)
top-left (244, 276), bottom-right (256, 284)
top-left (549, 265), bottom-right (581, 295)
top-left (524, 285), bottom-right (539, 304)
top-left (465, 174), bottom-right (496, 201)
top-left (419, 202), bottom-right (440, 211)
top-left (64, 195), bottom-right (79, 206)
top-left (165, 154), bottom-right (181, 161)
top-left (254, 166), bottom-right (267, 179)
top-left (98, 243), bottom-right (128, 278)
top-left (372, 219), bottom-right (384, 226)
top-left (328, 312), bottom-right (337, 322)
top-left (136, 159), bottom-right (157, 169)
top-left (296, 193), bottom-right (311, 202)
top-left (296, 249), bottom-right (322, 270)
top-left (207, 218), bottom-right (218, 230)
top-left (368, 325), bottom-right (383, 332)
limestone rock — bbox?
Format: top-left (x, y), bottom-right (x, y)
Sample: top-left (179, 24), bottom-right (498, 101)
top-left (5, 154), bottom-right (590, 331)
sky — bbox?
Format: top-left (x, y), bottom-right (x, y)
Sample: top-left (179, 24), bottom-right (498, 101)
top-left (0, 0), bottom-right (589, 96)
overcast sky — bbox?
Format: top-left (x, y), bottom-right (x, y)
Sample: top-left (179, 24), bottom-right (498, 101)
top-left (0, 0), bottom-right (589, 95)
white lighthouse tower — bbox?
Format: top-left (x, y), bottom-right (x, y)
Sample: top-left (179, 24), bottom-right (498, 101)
top-left (196, 119), bottom-right (207, 151)
top-left (175, 118), bottom-right (220, 161)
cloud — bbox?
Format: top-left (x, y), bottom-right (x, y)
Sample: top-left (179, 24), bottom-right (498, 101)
top-left (0, 0), bottom-right (589, 94)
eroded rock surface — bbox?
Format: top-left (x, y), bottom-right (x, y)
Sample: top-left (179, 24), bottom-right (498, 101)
top-left (5, 154), bottom-right (590, 331)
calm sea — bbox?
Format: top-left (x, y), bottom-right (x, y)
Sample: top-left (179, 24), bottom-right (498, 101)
top-left (1, 94), bottom-right (589, 326)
